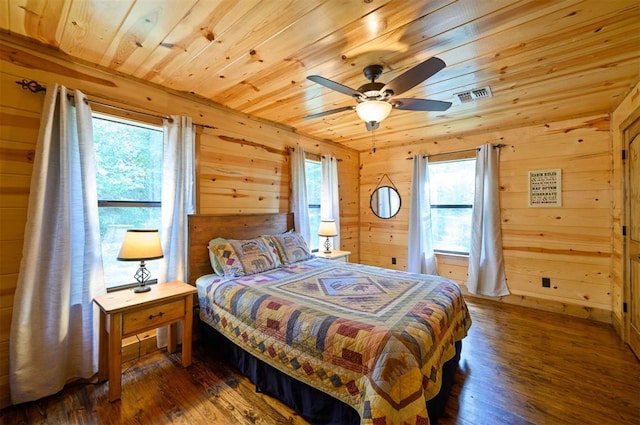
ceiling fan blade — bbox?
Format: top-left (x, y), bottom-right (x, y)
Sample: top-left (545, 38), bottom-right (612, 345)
top-left (307, 75), bottom-right (362, 97)
top-left (381, 57), bottom-right (446, 96)
top-left (393, 98), bottom-right (452, 112)
top-left (304, 105), bottom-right (355, 120)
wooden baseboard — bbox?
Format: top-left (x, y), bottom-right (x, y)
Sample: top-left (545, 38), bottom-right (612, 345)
top-left (121, 322), bottom-right (202, 363)
top-left (122, 332), bottom-right (161, 363)
top-left (612, 312), bottom-right (624, 340)
top-left (462, 290), bottom-right (613, 324)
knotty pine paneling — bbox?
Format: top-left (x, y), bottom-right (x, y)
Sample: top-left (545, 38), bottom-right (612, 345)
top-left (435, 254), bottom-right (469, 283)
top-left (360, 114), bottom-right (615, 322)
top-left (1, 1), bottom-right (637, 151)
top-left (195, 124), bottom-right (360, 252)
top-left (0, 39), bottom-right (360, 409)
top-left (0, 71), bottom-right (40, 408)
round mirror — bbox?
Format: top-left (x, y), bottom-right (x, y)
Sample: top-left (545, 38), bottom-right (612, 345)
top-left (370, 186), bottom-right (401, 219)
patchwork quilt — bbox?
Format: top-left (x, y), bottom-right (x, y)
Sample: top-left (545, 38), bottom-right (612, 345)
top-left (197, 258), bottom-right (471, 425)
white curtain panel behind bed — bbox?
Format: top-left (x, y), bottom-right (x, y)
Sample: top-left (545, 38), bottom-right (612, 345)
top-left (9, 84), bottom-right (105, 404)
top-left (408, 154), bottom-right (438, 275)
top-left (468, 144), bottom-right (510, 296)
top-left (157, 115), bottom-right (195, 347)
top-left (290, 146), bottom-right (311, 243)
top-left (321, 155), bottom-right (340, 250)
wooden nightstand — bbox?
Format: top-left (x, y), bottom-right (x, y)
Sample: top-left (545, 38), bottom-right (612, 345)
top-left (93, 281), bottom-right (198, 401)
top-left (315, 250), bottom-right (351, 262)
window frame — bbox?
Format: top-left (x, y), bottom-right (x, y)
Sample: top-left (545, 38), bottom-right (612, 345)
top-left (304, 156), bottom-right (322, 252)
top-left (428, 151), bottom-right (476, 256)
top-left (92, 110), bottom-right (164, 291)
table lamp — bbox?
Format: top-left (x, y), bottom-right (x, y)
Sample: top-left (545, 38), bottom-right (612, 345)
top-left (318, 220), bottom-right (338, 254)
top-left (117, 229), bottom-right (164, 293)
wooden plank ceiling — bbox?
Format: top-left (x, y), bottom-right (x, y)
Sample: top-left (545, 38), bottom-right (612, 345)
top-left (2, 0), bottom-right (639, 152)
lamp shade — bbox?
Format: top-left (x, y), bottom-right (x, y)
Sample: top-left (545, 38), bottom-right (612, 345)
top-left (356, 100), bottom-right (392, 123)
top-left (117, 229), bottom-right (164, 261)
top-left (318, 220), bottom-right (338, 237)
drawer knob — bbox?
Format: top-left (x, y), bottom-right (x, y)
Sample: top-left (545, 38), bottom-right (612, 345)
top-left (148, 312), bottom-right (164, 320)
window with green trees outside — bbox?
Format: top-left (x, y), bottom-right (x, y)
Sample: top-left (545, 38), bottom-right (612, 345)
top-left (93, 114), bottom-right (163, 289)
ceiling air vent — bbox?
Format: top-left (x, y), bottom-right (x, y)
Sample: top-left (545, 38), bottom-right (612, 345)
top-left (453, 86), bottom-right (493, 104)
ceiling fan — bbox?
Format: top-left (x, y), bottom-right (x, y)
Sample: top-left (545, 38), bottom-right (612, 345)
top-left (304, 57), bottom-right (452, 131)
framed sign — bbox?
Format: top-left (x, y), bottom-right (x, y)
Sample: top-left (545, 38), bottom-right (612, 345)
top-left (528, 168), bottom-right (562, 207)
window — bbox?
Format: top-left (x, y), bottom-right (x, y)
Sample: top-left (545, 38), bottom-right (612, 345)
top-left (429, 158), bottom-right (476, 255)
top-left (93, 114), bottom-right (163, 289)
top-left (305, 159), bottom-right (321, 252)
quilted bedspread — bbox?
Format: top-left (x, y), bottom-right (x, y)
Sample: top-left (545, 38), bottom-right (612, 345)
top-left (197, 258), bottom-right (471, 425)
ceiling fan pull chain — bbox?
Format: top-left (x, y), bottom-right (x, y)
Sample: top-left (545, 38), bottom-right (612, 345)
top-left (372, 129), bottom-right (376, 153)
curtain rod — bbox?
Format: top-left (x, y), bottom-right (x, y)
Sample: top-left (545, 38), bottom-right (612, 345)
top-left (287, 146), bottom-right (343, 162)
top-left (405, 143), bottom-right (506, 160)
top-left (15, 79), bottom-right (217, 129)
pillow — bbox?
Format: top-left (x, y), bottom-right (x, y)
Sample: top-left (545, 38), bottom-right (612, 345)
top-left (207, 237), bottom-right (228, 276)
top-left (267, 232), bottom-right (312, 265)
top-left (209, 238), bottom-right (280, 277)
top-left (259, 235), bottom-right (283, 268)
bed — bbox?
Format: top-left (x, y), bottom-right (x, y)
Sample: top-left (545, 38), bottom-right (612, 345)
top-left (188, 213), bottom-right (471, 425)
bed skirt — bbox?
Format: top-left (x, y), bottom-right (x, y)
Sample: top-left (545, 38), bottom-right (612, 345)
top-left (200, 322), bottom-right (461, 425)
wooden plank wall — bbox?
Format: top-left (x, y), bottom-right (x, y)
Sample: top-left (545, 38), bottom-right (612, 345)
top-left (195, 126), bottom-right (360, 226)
top-left (360, 115), bottom-right (614, 323)
top-left (0, 72), bottom-right (39, 410)
top-left (0, 36), bottom-right (360, 408)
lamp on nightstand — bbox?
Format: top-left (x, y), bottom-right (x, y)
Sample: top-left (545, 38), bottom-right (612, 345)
top-left (117, 229), bottom-right (164, 293)
top-left (318, 219), bottom-right (338, 254)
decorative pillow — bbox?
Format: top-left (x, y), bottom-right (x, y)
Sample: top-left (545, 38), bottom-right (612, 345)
top-left (207, 238), bottom-right (228, 276)
top-left (209, 238), bottom-right (280, 277)
top-left (268, 232), bottom-right (312, 265)
top-left (259, 236), bottom-right (283, 268)
top-left (209, 242), bottom-right (244, 277)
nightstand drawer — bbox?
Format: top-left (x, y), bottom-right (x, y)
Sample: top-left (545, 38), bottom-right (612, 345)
top-left (122, 299), bottom-right (185, 336)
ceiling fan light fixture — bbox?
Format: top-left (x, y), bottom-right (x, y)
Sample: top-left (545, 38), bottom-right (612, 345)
top-left (305, 57), bottom-right (449, 123)
top-left (356, 100), bottom-right (392, 124)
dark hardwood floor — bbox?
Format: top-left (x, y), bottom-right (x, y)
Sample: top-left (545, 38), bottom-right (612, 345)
top-left (1, 297), bottom-right (638, 424)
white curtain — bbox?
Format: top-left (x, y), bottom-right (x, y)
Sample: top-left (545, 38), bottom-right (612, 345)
top-left (321, 155), bottom-right (340, 250)
top-left (157, 115), bottom-right (195, 346)
top-left (290, 146), bottom-right (311, 243)
top-left (9, 84), bottom-right (105, 404)
top-left (468, 144), bottom-right (509, 296)
top-left (376, 187), bottom-right (391, 218)
top-left (407, 155), bottom-right (437, 274)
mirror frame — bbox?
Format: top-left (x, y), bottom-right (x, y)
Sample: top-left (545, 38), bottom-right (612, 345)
top-left (370, 185), bottom-right (401, 219)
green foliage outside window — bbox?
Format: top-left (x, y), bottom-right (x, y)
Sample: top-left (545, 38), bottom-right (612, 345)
top-left (429, 159), bottom-right (475, 254)
top-left (305, 159), bottom-right (322, 251)
top-left (93, 115), bottom-right (163, 288)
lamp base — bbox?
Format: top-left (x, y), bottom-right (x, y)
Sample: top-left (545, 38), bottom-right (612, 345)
top-left (133, 261), bottom-right (152, 293)
top-left (323, 237), bottom-right (332, 255)
top-left (134, 284), bottom-right (151, 293)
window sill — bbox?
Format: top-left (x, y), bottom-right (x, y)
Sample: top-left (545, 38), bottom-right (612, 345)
top-left (107, 279), bottom-right (158, 293)
top-left (434, 252), bottom-right (469, 259)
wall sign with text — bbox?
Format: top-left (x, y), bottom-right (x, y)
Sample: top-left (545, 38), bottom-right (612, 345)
top-left (528, 168), bottom-right (562, 207)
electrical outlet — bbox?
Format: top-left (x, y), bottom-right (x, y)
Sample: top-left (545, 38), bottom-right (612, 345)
top-left (391, 257), bottom-right (397, 265)
top-left (542, 277), bottom-right (551, 288)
